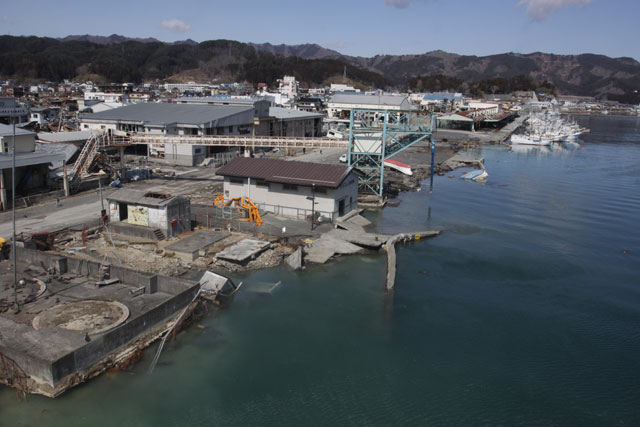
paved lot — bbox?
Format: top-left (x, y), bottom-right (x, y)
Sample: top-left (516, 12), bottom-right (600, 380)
top-left (0, 168), bottom-right (223, 238)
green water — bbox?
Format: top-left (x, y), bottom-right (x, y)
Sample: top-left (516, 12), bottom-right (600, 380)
top-left (1, 115), bottom-right (639, 426)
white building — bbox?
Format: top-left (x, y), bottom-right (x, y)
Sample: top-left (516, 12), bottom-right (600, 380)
top-left (463, 101), bottom-right (500, 114)
top-left (163, 82), bottom-right (210, 94)
top-left (0, 98), bottom-right (29, 125)
top-left (30, 107), bottom-right (59, 125)
top-left (216, 157), bottom-right (359, 222)
top-left (420, 93), bottom-right (465, 111)
top-left (326, 93), bottom-right (413, 121)
top-left (330, 83), bottom-right (359, 93)
top-left (277, 76), bottom-right (298, 99)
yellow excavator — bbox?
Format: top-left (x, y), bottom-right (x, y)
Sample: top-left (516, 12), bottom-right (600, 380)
top-left (214, 195), bottom-right (263, 227)
top-left (0, 237), bottom-right (8, 260)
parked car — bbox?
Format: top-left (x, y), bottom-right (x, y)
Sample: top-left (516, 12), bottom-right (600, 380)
top-left (339, 153), bottom-right (348, 163)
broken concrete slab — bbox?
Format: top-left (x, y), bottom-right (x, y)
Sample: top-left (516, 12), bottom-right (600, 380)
top-left (345, 214), bottom-right (372, 227)
top-left (285, 247), bottom-right (303, 270)
top-left (216, 239), bottom-right (270, 263)
top-left (304, 237), bottom-right (365, 264)
top-left (199, 271), bottom-right (235, 297)
top-left (165, 231), bottom-right (229, 262)
top-left (440, 154), bottom-right (484, 172)
top-left (325, 229), bottom-right (390, 249)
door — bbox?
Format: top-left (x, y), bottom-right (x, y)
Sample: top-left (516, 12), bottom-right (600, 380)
top-left (119, 203), bottom-right (128, 221)
top-left (338, 199), bottom-right (345, 217)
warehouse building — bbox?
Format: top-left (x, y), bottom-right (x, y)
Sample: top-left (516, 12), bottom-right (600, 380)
top-left (216, 157), bottom-right (358, 222)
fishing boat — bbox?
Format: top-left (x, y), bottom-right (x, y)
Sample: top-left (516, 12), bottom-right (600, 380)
top-left (510, 134), bottom-right (552, 146)
top-left (384, 159), bottom-right (412, 176)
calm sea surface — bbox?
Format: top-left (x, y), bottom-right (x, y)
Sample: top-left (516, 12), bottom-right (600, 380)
top-left (1, 115), bottom-right (639, 426)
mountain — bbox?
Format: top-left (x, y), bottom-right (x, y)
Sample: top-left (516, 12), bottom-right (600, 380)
top-left (0, 36), bottom-right (389, 89)
top-left (249, 43), bottom-right (343, 60)
top-left (2, 35), bottom-right (639, 103)
top-left (269, 47), bottom-right (639, 103)
top-left (346, 50), bottom-right (640, 102)
top-left (58, 34), bottom-right (161, 45)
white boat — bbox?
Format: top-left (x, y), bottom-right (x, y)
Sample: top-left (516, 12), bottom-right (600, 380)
top-left (511, 134), bottom-right (551, 146)
top-left (461, 169), bottom-right (488, 181)
top-left (384, 159), bottom-right (412, 176)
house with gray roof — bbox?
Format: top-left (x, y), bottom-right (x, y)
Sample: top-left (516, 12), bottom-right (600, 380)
top-left (216, 157), bottom-right (358, 222)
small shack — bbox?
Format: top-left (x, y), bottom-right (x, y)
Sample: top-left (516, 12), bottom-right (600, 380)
top-left (107, 189), bottom-right (191, 239)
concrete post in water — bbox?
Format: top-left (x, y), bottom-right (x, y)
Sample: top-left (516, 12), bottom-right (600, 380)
top-left (385, 231), bottom-right (441, 291)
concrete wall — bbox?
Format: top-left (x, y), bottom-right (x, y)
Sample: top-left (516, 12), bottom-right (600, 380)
top-left (50, 281), bottom-right (200, 385)
top-left (0, 133), bottom-right (36, 153)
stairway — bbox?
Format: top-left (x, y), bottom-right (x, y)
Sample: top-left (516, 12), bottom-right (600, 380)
top-left (152, 229), bottom-right (166, 241)
top-left (69, 132), bottom-right (105, 192)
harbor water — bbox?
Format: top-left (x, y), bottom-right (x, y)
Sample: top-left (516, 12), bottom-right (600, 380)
top-left (1, 115), bottom-right (639, 426)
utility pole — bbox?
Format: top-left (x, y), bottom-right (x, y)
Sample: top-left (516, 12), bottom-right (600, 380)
top-left (11, 113), bottom-right (18, 307)
top-left (307, 184), bottom-right (316, 231)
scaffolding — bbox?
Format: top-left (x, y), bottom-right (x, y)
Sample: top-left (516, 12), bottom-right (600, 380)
top-left (347, 109), bottom-right (436, 195)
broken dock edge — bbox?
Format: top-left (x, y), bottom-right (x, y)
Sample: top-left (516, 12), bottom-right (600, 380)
top-left (385, 230), bottom-right (441, 291)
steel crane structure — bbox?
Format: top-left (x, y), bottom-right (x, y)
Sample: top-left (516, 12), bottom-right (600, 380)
top-left (347, 109), bottom-right (436, 196)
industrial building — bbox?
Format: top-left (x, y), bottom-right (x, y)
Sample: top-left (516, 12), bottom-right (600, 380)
top-left (79, 103), bottom-right (255, 166)
top-left (0, 124), bottom-right (65, 210)
top-left (216, 157), bottom-right (358, 222)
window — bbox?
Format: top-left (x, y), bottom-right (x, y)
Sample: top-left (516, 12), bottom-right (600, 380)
top-left (230, 177), bottom-right (244, 185)
top-left (195, 148), bottom-right (202, 154)
top-left (256, 180), bottom-right (269, 188)
top-left (314, 187), bottom-right (327, 194)
top-left (283, 184), bottom-right (298, 191)
top-left (228, 126), bottom-right (233, 133)
top-left (3, 142), bottom-right (8, 152)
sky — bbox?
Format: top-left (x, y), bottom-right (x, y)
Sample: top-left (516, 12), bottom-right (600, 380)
top-left (1, 0), bottom-right (639, 60)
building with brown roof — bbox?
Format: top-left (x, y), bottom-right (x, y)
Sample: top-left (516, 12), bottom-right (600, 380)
top-left (216, 157), bottom-right (358, 222)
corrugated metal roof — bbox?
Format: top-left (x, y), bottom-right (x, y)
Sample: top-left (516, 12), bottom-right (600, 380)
top-left (0, 123), bottom-right (35, 137)
top-left (80, 103), bottom-right (253, 126)
top-left (107, 188), bottom-right (186, 207)
top-left (269, 107), bottom-right (324, 120)
top-left (423, 92), bottom-right (463, 101)
top-left (37, 130), bottom-right (95, 143)
top-left (216, 157), bottom-right (353, 189)
top-left (329, 93), bottom-right (409, 107)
